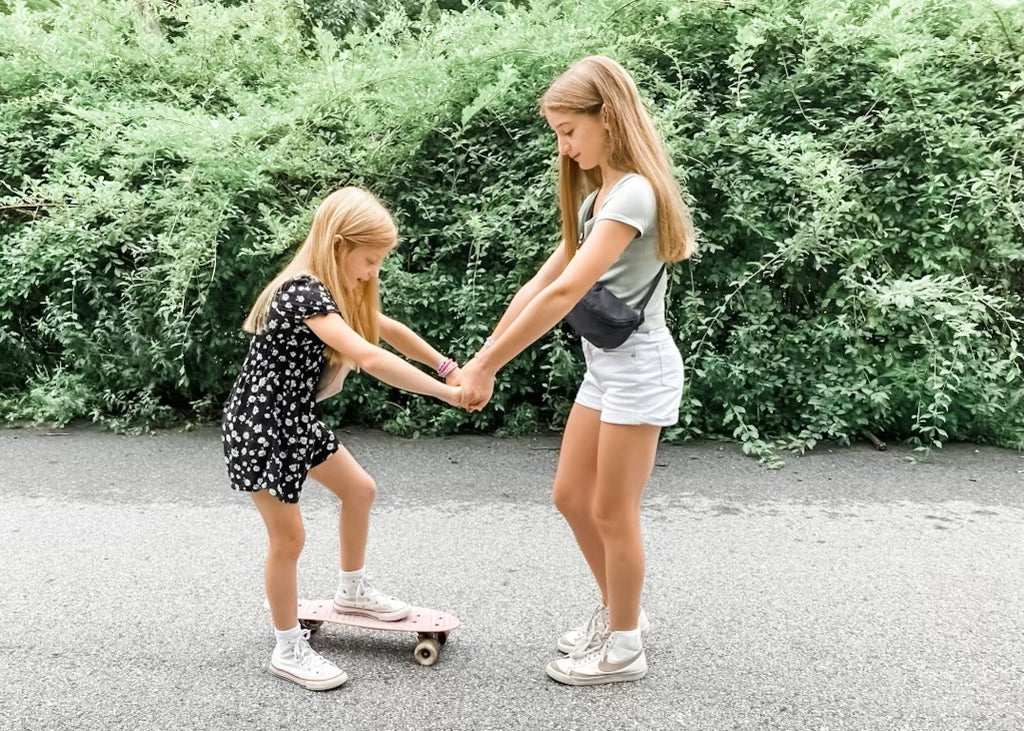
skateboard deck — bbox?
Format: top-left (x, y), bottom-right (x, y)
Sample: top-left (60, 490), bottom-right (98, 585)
top-left (296, 599), bottom-right (460, 666)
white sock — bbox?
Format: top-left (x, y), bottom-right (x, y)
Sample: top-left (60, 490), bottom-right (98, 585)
top-left (607, 628), bottom-right (643, 661)
top-left (338, 567), bottom-right (365, 594)
top-left (274, 624), bottom-right (302, 649)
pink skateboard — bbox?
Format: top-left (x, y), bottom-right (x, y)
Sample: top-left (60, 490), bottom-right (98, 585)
top-left (296, 599), bottom-right (460, 666)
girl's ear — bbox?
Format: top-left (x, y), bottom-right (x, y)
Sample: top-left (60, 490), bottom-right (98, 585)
top-left (333, 235), bottom-right (348, 260)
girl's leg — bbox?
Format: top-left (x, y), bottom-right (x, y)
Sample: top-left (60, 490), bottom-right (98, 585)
top-left (308, 445), bottom-right (376, 570)
top-left (593, 422), bottom-right (661, 631)
top-left (309, 445), bottom-right (409, 621)
top-left (545, 420), bottom-right (660, 686)
top-left (550, 402), bottom-right (605, 599)
top-left (252, 489), bottom-right (348, 691)
top-left (251, 489), bottom-right (304, 630)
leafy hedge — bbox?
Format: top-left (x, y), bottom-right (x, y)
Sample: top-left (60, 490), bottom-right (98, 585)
top-left (1, 0), bottom-right (1022, 459)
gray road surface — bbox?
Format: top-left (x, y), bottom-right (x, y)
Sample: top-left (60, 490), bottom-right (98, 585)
top-left (1, 425), bottom-right (1022, 730)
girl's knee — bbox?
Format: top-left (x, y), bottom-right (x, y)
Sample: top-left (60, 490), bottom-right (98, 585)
top-left (551, 479), bottom-right (591, 519)
top-left (269, 526), bottom-right (305, 559)
top-left (347, 474), bottom-right (377, 507)
top-left (593, 500), bottom-right (639, 538)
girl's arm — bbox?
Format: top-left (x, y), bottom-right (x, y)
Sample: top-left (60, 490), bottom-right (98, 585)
top-left (305, 313), bottom-right (461, 406)
top-left (484, 243), bottom-right (568, 345)
top-left (461, 220), bottom-right (637, 407)
top-left (378, 313), bottom-right (461, 383)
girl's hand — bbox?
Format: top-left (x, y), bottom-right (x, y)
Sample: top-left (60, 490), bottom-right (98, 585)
top-left (459, 356), bottom-right (495, 411)
top-left (442, 385), bottom-right (463, 408)
top-left (444, 365), bottom-right (462, 387)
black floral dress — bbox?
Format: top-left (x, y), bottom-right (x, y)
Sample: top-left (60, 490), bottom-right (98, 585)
top-left (222, 275), bottom-right (342, 503)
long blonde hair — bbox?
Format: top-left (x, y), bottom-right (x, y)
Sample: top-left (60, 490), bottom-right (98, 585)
top-left (243, 187), bottom-right (396, 364)
top-left (540, 55), bottom-right (696, 263)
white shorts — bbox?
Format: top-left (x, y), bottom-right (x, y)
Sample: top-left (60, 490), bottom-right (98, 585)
top-left (575, 328), bottom-right (684, 426)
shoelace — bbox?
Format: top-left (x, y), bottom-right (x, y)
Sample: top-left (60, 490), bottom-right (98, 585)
top-left (292, 631), bottom-right (335, 673)
top-left (570, 605), bottom-right (609, 658)
top-left (571, 631), bottom-right (611, 665)
top-left (350, 577), bottom-right (402, 609)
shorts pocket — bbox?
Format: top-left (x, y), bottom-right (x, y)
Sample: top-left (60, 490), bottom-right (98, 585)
top-left (658, 343), bottom-right (685, 389)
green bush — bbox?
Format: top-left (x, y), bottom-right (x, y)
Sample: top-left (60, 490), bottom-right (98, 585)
top-left (1, 0), bottom-right (1022, 457)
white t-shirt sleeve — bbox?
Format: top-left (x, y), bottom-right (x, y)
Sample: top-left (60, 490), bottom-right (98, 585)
top-left (595, 175), bottom-right (656, 238)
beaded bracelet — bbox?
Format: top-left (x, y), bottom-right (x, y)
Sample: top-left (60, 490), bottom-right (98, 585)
top-left (436, 357), bottom-right (457, 379)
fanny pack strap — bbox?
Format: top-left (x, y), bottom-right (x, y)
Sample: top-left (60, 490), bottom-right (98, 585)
top-left (634, 265), bottom-right (666, 325)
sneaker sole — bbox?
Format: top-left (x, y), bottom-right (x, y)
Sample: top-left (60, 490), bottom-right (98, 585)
top-left (331, 601), bottom-right (411, 622)
top-left (545, 661), bottom-right (647, 686)
top-left (270, 664), bottom-right (348, 691)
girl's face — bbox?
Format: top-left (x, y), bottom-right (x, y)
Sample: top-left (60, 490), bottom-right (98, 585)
top-left (543, 108), bottom-right (609, 171)
top-left (341, 245), bottom-right (389, 289)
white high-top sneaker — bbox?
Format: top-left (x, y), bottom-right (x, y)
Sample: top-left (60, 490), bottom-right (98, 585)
top-left (270, 630), bottom-right (348, 691)
top-left (547, 630), bottom-right (647, 686)
top-left (333, 574), bottom-right (411, 621)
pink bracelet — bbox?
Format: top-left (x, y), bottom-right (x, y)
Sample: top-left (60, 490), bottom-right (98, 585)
top-left (436, 357), bottom-right (457, 379)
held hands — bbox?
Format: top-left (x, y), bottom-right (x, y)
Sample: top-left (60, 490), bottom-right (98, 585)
top-left (438, 366), bottom-right (472, 410)
top-left (457, 356), bottom-right (495, 412)
top-left (441, 385), bottom-right (464, 409)
top-left (437, 360), bottom-right (494, 412)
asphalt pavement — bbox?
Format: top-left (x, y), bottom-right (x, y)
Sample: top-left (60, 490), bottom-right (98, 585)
top-left (1, 425), bottom-right (1022, 730)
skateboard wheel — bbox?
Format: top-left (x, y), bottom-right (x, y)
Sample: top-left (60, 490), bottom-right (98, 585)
top-left (299, 620), bottom-right (323, 634)
top-left (414, 638), bottom-right (440, 666)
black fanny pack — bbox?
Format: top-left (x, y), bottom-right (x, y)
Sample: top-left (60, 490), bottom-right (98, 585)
top-left (564, 264), bottom-right (665, 350)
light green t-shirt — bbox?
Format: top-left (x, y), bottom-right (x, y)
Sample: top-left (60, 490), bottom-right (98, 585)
top-left (578, 172), bottom-right (666, 331)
